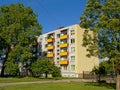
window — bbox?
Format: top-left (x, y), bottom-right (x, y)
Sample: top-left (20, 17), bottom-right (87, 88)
top-left (61, 39), bottom-right (67, 44)
top-left (71, 39), bottom-right (75, 44)
top-left (61, 56), bottom-right (67, 60)
top-left (48, 33), bottom-right (54, 38)
top-left (57, 61), bottom-right (59, 64)
top-left (61, 48), bottom-right (67, 52)
top-left (71, 47), bottom-right (75, 53)
top-left (71, 65), bottom-right (75, 71)
top-left (45, 37), bottom-right (47, 40)
top-left (57, 41), bottom-right (59, 44)
top-left (63, 66), bottom-right (67, 70)
top-left (61, 29), bottom-right (67, 35)
top-left (57, 57), bottom-right (59, 60)
top-left (57, 34), bottom-right (60, 38)
top-left (71, 30), bottom-right (75, 35)
top-left (45, 44), bottom-right (47, 47)
top-left (71, 56), bottom-right (75, 61)
top-left (57, 45), bottom-right (59, 47)
top-left (57, 49), bottom-right (59, 52)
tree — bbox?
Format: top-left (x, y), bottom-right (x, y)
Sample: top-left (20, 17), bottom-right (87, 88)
top-left (0, 3), bottom-right (42, 76)
top-left (51, 66), bottom-right (61, 77)
top-left (92, 65), bottom-right (106, 82)
top-left (92, 60), bottom-right (117, 82)
top-left (5, 62), bottom-right (18, 76)
top-left (100, 60), bottom-right (117, 76)
top-left (30, 58), bottom-right (61, 78)
top-left (80, 0), bottom-right (120, 89)
top-left (29, 59), bottom-right (43, 77)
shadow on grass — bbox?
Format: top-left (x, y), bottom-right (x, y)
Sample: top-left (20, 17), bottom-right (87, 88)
top-left (85, 82), bottom-right (116, 90)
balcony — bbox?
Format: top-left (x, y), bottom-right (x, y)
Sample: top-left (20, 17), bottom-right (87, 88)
top-left (47, 38), bottom-right (54, 43)
top-left (46, 46), bottom-right (54, 50)
top-left (60, 35), bottom-right (68, 40)
top-left (60, 52), bottom-right (68, 56)
top-left (59, 60), bottom-right (69, 65)
top-left (46, 53), bottom-right (54, 57)
top-left (60, 43), bottom-right (68, 48)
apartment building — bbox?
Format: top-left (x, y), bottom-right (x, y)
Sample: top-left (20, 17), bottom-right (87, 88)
top-left (37, 24), bottom-right (98, 78)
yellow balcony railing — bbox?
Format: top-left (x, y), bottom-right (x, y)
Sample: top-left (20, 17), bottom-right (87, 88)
top-left (60, 52), bottom-right (68, 56)
top-left (46, 46), bottom-right (54, 50)
top-left (60, 35), bottom-right (68, 39)
top-left (46, 53), bottom-right (54, 57)
top-left (59, 60), bottom-right (69, 65)
top-left (47, 38), bottom-right (54, 43)
top-left (60, 43), bottom-right (68, 48)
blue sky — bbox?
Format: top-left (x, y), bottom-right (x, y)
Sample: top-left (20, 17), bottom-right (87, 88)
top-left (0, 0), bottom-right (87, 34)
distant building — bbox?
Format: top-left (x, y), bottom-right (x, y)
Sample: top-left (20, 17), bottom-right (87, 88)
top-left (37, 24), bottom-right (98, 78)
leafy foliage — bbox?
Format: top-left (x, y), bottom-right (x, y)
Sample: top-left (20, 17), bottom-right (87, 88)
top-left (92, 63), bottom-right (106, 82)
top-left (30, 58), bottom-right (61, 78)
top-left (92, 65), bottom-right (106, 75)
top-left (100, 60), bottom-right (117, 74)
top-left (51, 66), bottom-right (61, 77)
top-left (5, 62), bottom-right (18, 76)
top-left (0, 3), bottom-right (42, 76)
top-left (80, 0), bottom-right (120, 72)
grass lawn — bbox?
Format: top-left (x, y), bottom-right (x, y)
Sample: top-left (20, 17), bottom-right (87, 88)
top-left (0, 77), bottom-right (52, 83)
top-left (0, 82), bottom-right (115, 90)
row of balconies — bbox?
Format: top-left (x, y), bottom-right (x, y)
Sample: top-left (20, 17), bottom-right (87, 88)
top-left (46, 52), bottom-right (69, 65)
top-left (50, 59), bottom-right (69, 65)
top-left (52, 60), bottom-right (69, 65)
top-left (46, 52), bottom-right (68, 57)
top-left (46, 43), bottom-right (68, 50)
top-left (47, 35), bottom-right (68, 43)
top-left (46, 53), bottom-right (69, 65)
top-left (59, 60), bottom-right (69, 65)
top-left (46, 34), bottom-right (69, 65)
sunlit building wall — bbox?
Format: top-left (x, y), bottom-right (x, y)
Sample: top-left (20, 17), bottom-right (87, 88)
top-left (37, 24), bottom-right (98, 78)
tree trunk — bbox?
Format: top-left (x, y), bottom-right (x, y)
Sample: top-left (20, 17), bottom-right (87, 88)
top-left (1, 66), bottom-right (5, 77)
top-left (0, 58), bottom-right (7, 76)
top-left (96, 74), bottom-right (101, 82)
top-left (98, 74), bottom-right (101, 82)
top-left (0, 48), bottom-right (9, 77)
top-left (45, 72), bottom-right (48, 78)
top-left (116, 75), bottom-right (120, 90)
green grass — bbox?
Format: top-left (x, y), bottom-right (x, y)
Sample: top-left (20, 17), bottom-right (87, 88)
top-left (0, 77), bottom-right (51, 83)
top-left (0, 77), bottom-right (62, 83)
top-left (0, 82), bottom-right (115, 90)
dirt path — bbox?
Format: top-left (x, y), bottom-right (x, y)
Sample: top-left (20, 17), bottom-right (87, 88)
top-left (0, 79), bottom-right (96, 87)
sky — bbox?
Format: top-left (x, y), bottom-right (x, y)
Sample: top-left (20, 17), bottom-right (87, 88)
top-left (0, 0), bottom-right (87, 34)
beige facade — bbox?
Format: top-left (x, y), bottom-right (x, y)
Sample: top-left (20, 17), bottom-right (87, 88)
top-left (37, 24), bottom-right (98, 78)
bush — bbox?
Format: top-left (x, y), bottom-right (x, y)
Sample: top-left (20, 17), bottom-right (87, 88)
top-left (52, 66), bottom-right (61, 77)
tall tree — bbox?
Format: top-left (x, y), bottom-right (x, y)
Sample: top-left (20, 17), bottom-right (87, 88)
top-left (80, 0), bottom-right (120, 89)
top-left (0, 3), bottom-right (42, 76)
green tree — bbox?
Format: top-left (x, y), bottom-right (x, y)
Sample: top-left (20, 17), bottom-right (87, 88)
top-left (5, 62), bottom-right (18, 76)
top-left (80, 0), bottom-right (120, 89)
top-left (29, 60), bottom-right (42, 77)
top-left (92, 60), bottom-right (117, 82)
top-left (92, 66), bottom-right (105, 82)
top-left (30, 58), bottom-right (61, 78)
top-left (100, 60), bottom-right (117, 75)
top-left (51, 66), bottom-right (61, 77)
top-left (0, 3), bottom-right (42, 76)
